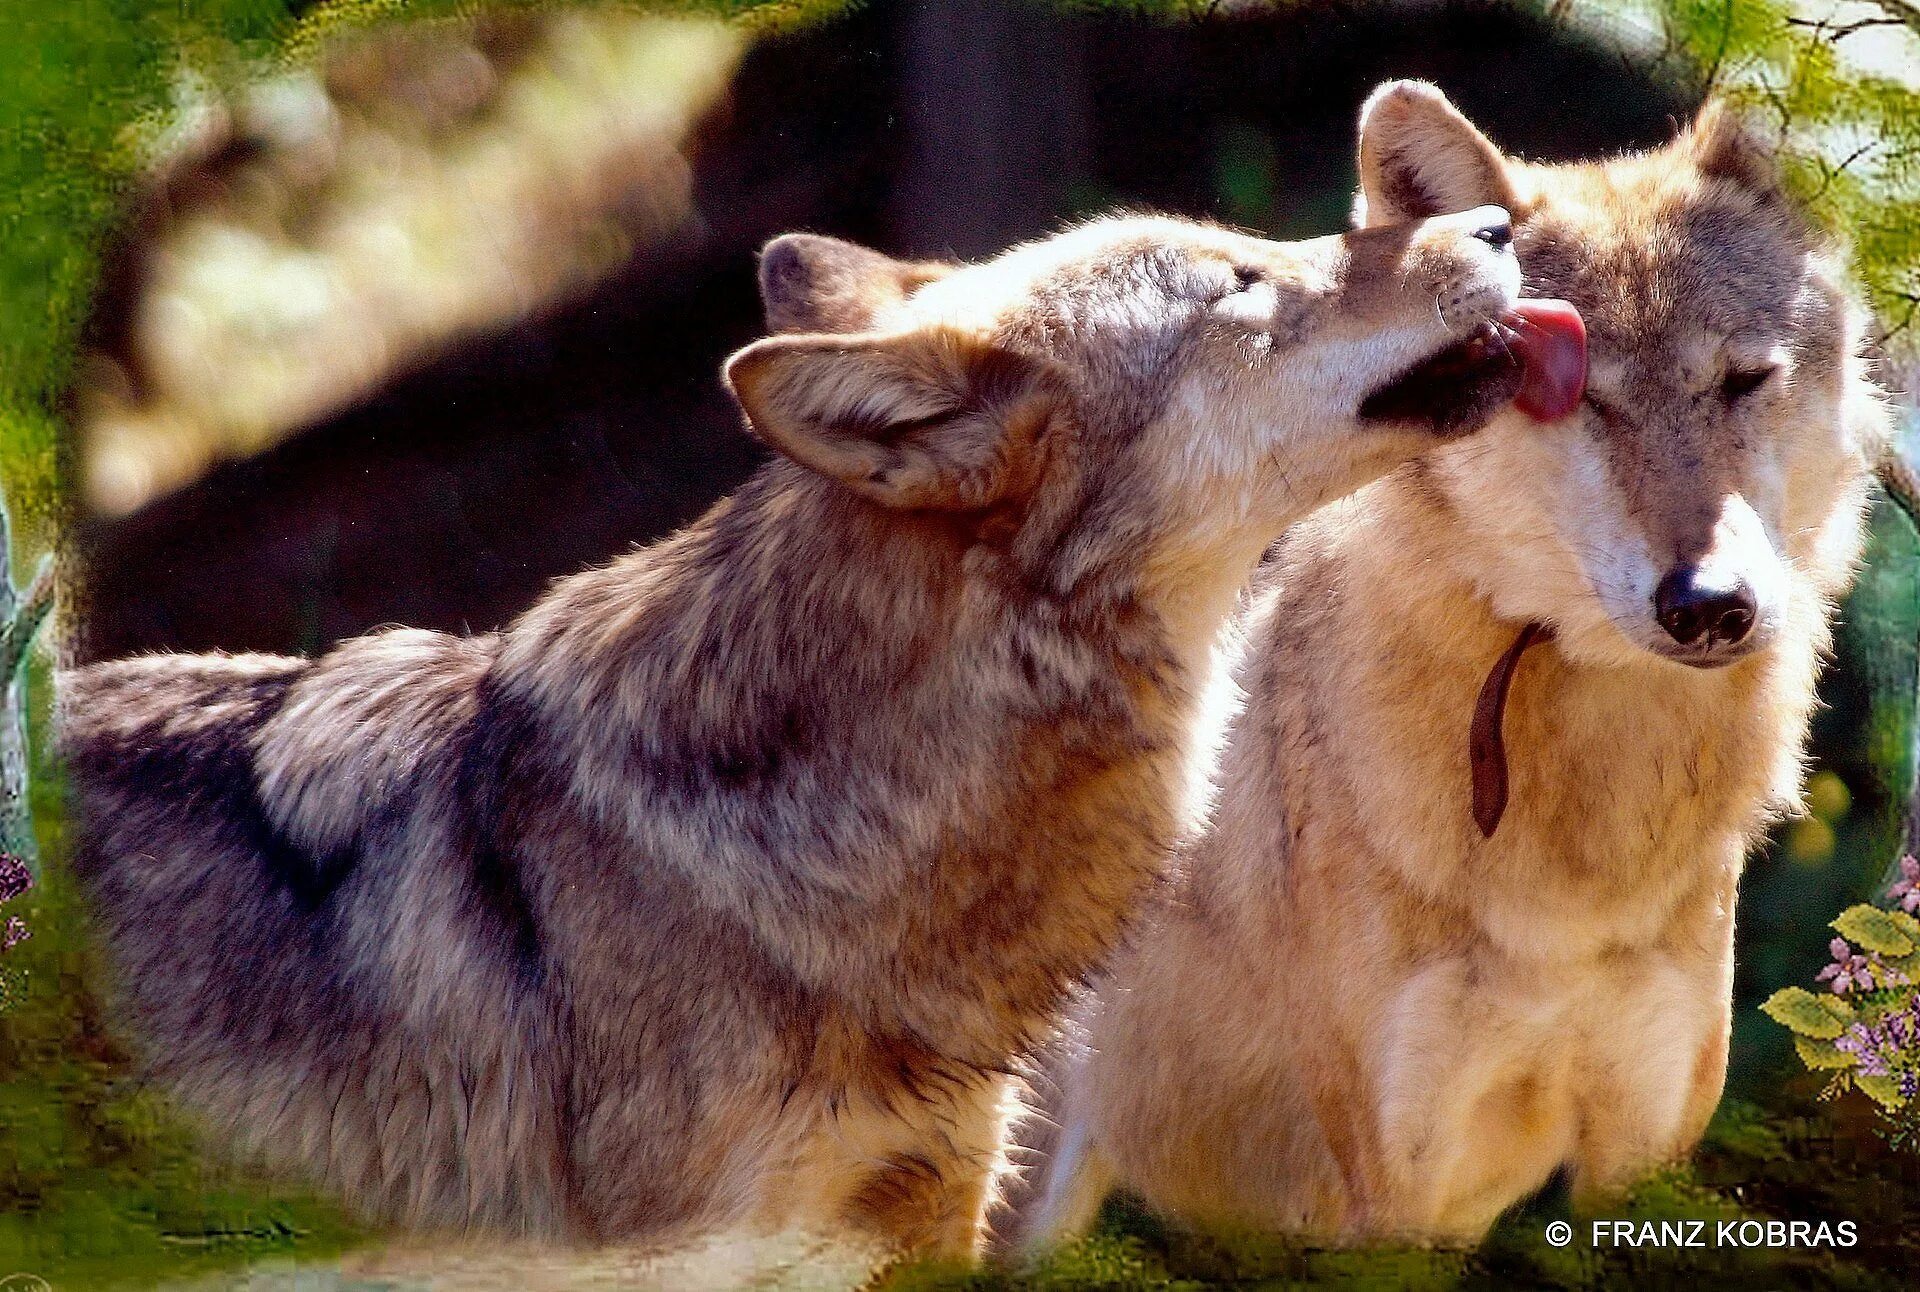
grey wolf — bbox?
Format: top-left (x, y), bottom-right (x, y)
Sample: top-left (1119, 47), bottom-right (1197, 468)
top-left (62, 208), bottom-right (1536, 1259)
top-left (1012, 84), bottom-right (1890, 1249)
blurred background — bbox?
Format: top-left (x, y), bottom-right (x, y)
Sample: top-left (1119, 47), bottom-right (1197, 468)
top-left (13, 0), bottom-right (1920, 1283)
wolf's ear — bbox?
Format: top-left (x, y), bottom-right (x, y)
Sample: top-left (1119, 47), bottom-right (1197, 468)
top-left (757, 234), bottom-right (956, 334)
top-left (1687, 100), bottom-right (1782, 197)
top-left (1354, 81), bottom-right (1517, 227)
top-left (723, 328), bottom-right (1062, 510)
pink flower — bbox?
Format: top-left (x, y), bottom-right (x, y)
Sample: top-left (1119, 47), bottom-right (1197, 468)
top-left (1889, 854), bottom-right (1920, 915)
top-left (1817, 937), bottom-right (1879, 994)
top-left (0, 853), bottom-right (28, 957)
top-left (1835, 996), bottom-right (1920, 1095)
top-left (0, 852), bottom-right (28, 905)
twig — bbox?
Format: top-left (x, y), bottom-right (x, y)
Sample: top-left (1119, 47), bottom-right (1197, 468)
top-left (1810, 140), bottom-right (1881, 203)
top-left (1787, 15), bottom-right (1906, 40)
top-left (1863, 0), bottom-right (1920, 39)
top-left (0, 557), bottom-right (52, 685)
top-left (1877, 291), bottom-right (1920, 347)
top-left (1704, 0), bottom-right (1736, 90)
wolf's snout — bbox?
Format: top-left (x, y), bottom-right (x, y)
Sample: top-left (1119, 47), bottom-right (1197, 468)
top-left (1653, 567), bottom-right (1757, 650)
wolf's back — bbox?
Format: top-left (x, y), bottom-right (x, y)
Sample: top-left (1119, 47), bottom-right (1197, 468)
top-left (56, 632), bottom-right (570, 1230)
top-left (64, 650), bottom-right (314, 898)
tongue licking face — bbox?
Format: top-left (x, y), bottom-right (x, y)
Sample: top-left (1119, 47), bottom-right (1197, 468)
top-left (1505, 298), bottom-right (1587, 421)
top-left (1356, 296), bottom-right (1587, 435)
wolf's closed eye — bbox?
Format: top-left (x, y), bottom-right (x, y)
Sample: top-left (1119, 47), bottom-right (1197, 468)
top-left (1721, 365), bottom-right (1776, 401)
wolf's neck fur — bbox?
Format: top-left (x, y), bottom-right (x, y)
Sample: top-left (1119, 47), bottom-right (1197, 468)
top-left (1213, 471), bottom-right (1825, 963)
top-left (500, 460), bottom-right (1244, 1058)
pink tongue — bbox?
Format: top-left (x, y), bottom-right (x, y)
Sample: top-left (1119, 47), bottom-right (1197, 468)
top-left (1506, 299), bottom-right (1587, 421)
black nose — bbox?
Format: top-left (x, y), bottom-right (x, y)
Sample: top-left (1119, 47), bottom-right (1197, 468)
top-left (1654, 568), bottom-right (1757, 647)
top-left (1471, 218), bottom-right (1513, 251)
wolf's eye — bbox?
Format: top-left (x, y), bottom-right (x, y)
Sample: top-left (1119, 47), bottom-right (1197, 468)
top-left (1232, 266), bottom-right (1263, 292)
top-left (1721, 365), bottom-right (1776, 401)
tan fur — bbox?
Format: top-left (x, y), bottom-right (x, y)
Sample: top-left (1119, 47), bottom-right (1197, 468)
top-left (63, 209), bottom-right (1526, 1260)
top-left (1013, 85), bottom-right (1889, 1250)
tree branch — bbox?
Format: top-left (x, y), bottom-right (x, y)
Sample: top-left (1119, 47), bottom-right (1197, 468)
top-left (1876, 291), bottom-right (1920, 347)
top-left (1809, 139), bottom-right (1880, 203)
top-left (1788, 14), bottom-right (1906, 40)
top-left (0, 556), bottom-right (53, 686)
top-left (1864, 0), bottom-right (1920, 39)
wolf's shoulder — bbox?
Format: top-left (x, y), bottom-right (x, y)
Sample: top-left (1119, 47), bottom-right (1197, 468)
top-left (252, 628), bottom-right (498, 863)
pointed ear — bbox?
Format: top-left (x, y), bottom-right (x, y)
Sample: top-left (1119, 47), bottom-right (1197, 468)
top-left (1687, 99), bottom-right (1782, 197)
top-left (1353, 81), bottom-right (1517, 227)
top-left (757, 233), bottom-right (956, 333)
top-left (723, 328), bottom-right (1062, 510)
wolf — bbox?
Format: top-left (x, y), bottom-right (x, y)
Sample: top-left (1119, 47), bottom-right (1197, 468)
top-left (1011, 84), bottom-right (1891, 1249)
top-left (62, 207), bottom-right (1551, 1258)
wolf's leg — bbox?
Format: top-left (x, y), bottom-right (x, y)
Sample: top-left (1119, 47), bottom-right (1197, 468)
top-left (1305, 1035), bottom-right (1397, 1236)
top-left (837, 1072), bottom-right (1016, 1263)
top-left (1568, 947), bottom-right (1730, 1201)
top-left (1360, 966), bottom-right (1574, 1242)
top-left (1673, 1001), bottom-right (1733, 1147)
top-left (1571, 995), bottom-right (1730, 1199)
top-left (1016, 1112), bottom-right (1116, 1260)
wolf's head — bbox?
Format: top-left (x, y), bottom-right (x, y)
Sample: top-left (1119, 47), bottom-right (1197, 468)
top-left (724, 212), bottom-right (1549, 611)
top-left (1354, 81), bottom-right (1885, 670)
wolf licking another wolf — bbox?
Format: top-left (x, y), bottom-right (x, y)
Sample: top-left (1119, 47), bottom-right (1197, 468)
top-left (62, 207), bottom-right (1559, 1257)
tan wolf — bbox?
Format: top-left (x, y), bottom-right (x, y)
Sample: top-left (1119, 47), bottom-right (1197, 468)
top-left (1011, 84), bottom-right (1891, 1250)
top-left (61, 208), bottom-right (1560, 1258)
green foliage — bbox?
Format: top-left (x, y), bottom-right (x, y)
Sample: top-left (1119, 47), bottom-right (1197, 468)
top-left (1857, 1072), bottom-right (1906, 1109)
top-left (1797, 1033), bottom-right (1856, 1068)
top-left (1631, 0), bottom-right (1920, 354)
top-left (1834, 903), bottom-right (1918, 956)
top-left (1766, 854), bottom-right (1920, 1127)
top-left (1762, 985), bottom-right (1848, 1037)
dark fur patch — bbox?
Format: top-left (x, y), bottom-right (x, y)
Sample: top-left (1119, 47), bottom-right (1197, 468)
top-left (71, 666), bottom-right (359, 912)
top-left (244, 778), bottom-right (362, 910)
top-left (453, 676), bottom-right (555, 984)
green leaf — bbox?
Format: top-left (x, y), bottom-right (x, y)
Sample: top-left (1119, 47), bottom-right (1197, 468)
top-left (1760, 986), bottom-right (1847, 1038)
top-left (1884, 950), bottom-right (1920, 979)
top-left (1815, 994), bottom-right (1858, 1023)
top-left (1832, 905), bottom-right (1915, 958)
top-left (1795, 1034), bottom-right (1857, 1071)
top-left (1856, 1074), bottom-right (1907, 1110)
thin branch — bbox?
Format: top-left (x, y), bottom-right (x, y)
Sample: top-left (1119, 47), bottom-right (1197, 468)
top-left (1704, 0), bottom-right (1736, 90)
top-left (1787, 15), bottom-right (1906, 39)
top-left (0, 557), bottom-right (53, 686)
top-left (1809, 139), bottom-right (1880, 203)
top-left (1863, 0), bottom-right (1920, 40)
top-left (1876, 291), bottom-right (1920, 347)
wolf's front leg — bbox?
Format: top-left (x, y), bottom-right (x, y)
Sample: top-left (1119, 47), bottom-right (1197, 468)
top-left (834, 1071), bottom-right (1017, 1263)
top-left (1362, 962), bottom-right (1577, 1243)
top-left (1569, 953), bottom-right (1732, 1201)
